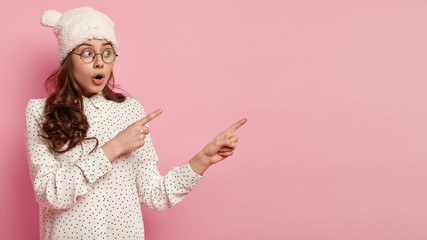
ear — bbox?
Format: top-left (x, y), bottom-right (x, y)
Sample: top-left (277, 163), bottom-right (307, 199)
top-left (40, 10), bottom-right (62, 27)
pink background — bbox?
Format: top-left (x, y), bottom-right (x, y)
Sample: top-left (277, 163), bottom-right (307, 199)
top-left (1, 0), bottom-right (427, 239)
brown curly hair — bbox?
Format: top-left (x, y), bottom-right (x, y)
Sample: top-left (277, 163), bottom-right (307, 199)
top-left (39, 52), bottom-right (126, 154)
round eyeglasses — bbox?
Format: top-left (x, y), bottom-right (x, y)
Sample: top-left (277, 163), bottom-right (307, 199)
top-left (72, 48), bottom-right (118, 63)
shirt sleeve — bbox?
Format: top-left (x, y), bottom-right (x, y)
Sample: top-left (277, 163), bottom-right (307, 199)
top-left (130, 99), bottom-right (203, 212)
top-left (25, 99), bottom-right (113, 210)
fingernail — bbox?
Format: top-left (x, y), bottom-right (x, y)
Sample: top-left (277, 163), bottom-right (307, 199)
top-left (231, 136), bottom-right (238, 141)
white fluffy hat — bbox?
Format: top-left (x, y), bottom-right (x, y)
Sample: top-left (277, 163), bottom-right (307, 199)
top-left (41, 7), bottom-right (118, 63)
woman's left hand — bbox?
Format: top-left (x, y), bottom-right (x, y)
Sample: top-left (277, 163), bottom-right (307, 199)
top-left (189, 118), bottom-right (247, 175)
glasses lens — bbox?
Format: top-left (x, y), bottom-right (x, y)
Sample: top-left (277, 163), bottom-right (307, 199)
top-left (102, 48), bottom-right (116, 63)
top-left (80, 48), bottom-right (95, 63)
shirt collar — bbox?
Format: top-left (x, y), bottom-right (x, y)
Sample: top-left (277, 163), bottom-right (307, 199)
top-left (82, 91), bottom-right (106, 109)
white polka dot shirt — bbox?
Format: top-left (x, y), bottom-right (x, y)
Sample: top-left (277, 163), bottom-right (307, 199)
top-left (25, 92), bottom-right (203, 240)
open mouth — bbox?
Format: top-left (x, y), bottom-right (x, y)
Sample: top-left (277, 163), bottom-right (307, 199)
top-left (92, 74), bottom-right (105, 85)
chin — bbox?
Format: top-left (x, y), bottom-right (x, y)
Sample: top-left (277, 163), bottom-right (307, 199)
top-left (84, 87), bottom-right (104, 97)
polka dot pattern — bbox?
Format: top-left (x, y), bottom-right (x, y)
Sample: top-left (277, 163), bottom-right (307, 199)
top-left (25, 92), bottom-right (203, 239)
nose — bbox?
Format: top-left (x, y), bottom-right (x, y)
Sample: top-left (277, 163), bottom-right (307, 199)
top-left (93, 54), bottom-right (104, 69)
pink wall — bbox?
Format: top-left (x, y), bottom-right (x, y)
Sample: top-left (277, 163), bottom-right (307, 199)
top-left (2, 0), bottom-right (427, 239)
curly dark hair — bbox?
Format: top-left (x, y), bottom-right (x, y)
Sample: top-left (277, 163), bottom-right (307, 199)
top-left (39, 52), bottom-right (126, 154)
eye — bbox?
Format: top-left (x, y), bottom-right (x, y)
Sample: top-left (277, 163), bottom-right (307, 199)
top-left (81, 49), bottom-right (93, 57)
top-left (103, 49), bottom-right (113, 57)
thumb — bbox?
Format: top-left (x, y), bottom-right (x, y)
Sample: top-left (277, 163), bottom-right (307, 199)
top-left (215, 138), bottom-right (236, 149)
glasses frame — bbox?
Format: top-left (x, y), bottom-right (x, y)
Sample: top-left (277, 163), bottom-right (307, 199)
top-left (72, 47), bottom-right (118, 64)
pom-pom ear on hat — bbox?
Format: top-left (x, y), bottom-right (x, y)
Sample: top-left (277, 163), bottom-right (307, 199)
top-left (40, 10), bottom-right (62, 27)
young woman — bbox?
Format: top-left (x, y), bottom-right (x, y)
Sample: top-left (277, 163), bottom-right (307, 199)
top-left (25, 7), bottom-right (247, 239)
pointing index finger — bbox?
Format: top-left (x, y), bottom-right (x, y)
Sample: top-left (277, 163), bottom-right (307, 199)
top-left (225, 118), bottom-right (247, 134)
top-left (139, 109), bottom-right (163, 125)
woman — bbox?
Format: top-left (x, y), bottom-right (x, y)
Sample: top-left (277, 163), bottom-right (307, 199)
top-left (25, 7), bottom-right (247, 239)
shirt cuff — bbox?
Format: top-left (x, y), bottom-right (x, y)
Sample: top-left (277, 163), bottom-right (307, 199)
top-left (76, 147), bottom-right (113, 185)
top-left (174, 162), bottom-right (203, 189)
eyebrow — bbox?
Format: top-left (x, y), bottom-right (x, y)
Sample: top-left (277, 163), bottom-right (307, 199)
top-left (77, 42), bottom-right (113, 48)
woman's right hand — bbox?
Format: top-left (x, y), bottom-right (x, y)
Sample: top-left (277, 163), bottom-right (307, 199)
top-left (102, 109), bottom-right (163, 162)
